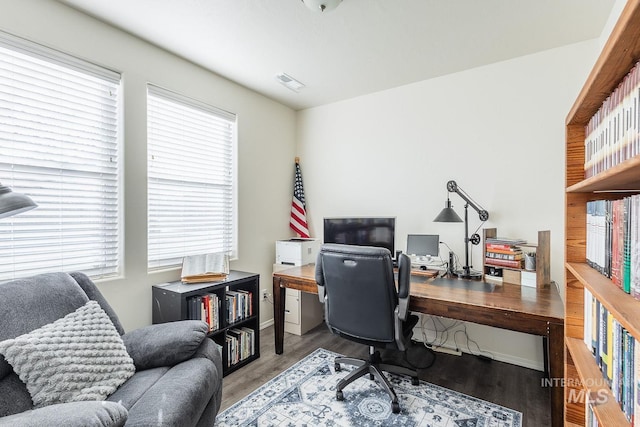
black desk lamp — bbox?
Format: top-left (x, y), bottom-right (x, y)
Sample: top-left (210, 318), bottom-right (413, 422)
top-left (434, 180), bottom-right (489, 280)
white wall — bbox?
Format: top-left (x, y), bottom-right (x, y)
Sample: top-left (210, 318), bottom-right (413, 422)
top-left (295, 40), bottom-right (600, 370)
top-left (0, 0), bottom-right (297, 330)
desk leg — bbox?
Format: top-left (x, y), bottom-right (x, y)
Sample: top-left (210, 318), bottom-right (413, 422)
top-left (548, 322), bottom-right (564, 427)
top-left (542, 336), bottom-right (549, 379)
top-left (273, 276), bottom-right (286, 355)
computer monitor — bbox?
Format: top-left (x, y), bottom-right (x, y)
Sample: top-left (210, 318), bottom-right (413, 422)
top-left (323, 217), bottom-right (395, 255)
top-left (407, 234), bottom-right (439, 258)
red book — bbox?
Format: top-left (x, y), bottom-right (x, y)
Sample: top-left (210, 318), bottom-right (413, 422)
top-left (485, 243), bottom-right (516, 251)
top-left (486, 248), bottom-right (523, 255)
top-left (202, 294), bottom-right (211, 329)
top-left (611, 199), bottom-right (621, 288)
top-left (484, 258), bottom-right (523, 269)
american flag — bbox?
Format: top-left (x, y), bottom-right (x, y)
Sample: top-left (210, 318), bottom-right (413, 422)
top-left (290, 161), bottom-right (310, 238)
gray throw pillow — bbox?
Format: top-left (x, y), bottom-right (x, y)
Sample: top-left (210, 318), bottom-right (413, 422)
top-left (0, 300), bottom-right (135, 408)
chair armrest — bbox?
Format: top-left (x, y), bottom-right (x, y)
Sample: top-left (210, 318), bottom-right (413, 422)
top-left (193, 334), bottom-right (224, 375)
top-left (396, 253), bottom-right (411, 321)
top-left (0, 401), bottom-right (127, 427)
top-left (315, 261), bottom-right (325, 303)
top-left (122, 320), bottom-right (208, 370)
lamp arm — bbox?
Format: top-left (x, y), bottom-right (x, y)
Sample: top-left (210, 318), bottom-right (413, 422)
top-left (446, 180), bottom-right (489, 221)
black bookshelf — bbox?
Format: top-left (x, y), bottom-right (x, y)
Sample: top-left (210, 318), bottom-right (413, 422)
top-left (152, 270), bottom-right (260, 376)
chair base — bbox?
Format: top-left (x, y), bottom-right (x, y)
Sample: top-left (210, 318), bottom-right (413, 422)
top-left (334, 347), bottom-right (419, 414)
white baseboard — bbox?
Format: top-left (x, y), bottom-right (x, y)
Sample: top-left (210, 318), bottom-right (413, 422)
top-left (413, 336), bottom-right (543, 371)
top-left (489, 351), bottom-right (544, 372)
top-left (261, 319), bottom-right (544, 372)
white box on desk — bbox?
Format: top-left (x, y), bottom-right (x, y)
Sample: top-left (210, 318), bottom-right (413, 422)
top-left (276, 238), bottom-right (320, 266)
top-left (521, 271), bottom-right (537, 288)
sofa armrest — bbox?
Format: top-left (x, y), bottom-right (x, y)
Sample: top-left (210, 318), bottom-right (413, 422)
top-left (192, 333), bottom-right (223, 374)
top-left (122, 320), bottom-right (208, 370)
top-left (0, 401), bottom-right (127, 427)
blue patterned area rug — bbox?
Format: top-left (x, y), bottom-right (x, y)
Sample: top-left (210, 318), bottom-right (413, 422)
top-left (215, 348), bottom-right (522, 427)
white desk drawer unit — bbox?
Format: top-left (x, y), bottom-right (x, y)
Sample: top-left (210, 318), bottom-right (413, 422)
top-left (273, 264), bottom-right (324, 335)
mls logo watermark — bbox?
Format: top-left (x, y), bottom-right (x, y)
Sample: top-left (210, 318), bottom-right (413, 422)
top-left (541, 377), bottom-right (609, 405)
top-left (566, 388), bottom-right (608, 405)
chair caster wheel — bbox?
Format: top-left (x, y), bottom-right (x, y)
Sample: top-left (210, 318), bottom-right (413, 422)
top-left (411, 377), bottom-right (419, 386)
top-left (336, 390), bottom-right (344, 401)
top-left (334, 363), bottom-right (341, 372)
top-left (369, 373), bottom-right (375, 380)
top-left (391, 401), bottom-right (400, 414)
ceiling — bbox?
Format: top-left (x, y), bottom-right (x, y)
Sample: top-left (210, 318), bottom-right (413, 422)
top-left (58, 0), bottom-right (616, 111)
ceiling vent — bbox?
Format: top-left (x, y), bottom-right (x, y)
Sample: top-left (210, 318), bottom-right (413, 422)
top-left (275, 73), bottom-right (305, 92)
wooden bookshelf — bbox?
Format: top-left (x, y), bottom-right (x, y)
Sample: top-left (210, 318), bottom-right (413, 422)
top-left (564, 0), bottom-right (640, 424)
top-left (482, 228), bottom-right (550, 287)
top-left (151, 270), bottom-right (260, 377)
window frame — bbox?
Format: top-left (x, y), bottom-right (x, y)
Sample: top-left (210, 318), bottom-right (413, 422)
top-left (146, 84), bottom-right (238, 272)
top-left (0, 30), bottom-right (123, 281)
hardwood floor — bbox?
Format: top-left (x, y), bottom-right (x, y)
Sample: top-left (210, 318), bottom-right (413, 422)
top-left (221, 324), bottom-right (551, 426)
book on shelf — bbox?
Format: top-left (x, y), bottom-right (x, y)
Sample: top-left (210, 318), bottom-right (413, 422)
top-left (485, 243), bottom-right (518, 251)
top-left (186, 293), bottom-right (220, 332)
top-left (225, 327), bottom-right (255, 367)
top-left (224, 335), bottom-right (234, 367)
top-left (612, 199), bottom-right (623, 288)
top-left (484, 237), bottom-right (527, 246)
top-left (225, 289), bottom-right (253, 324)
top-left (584, 59), bottom-right (640, 179)
top-left (486, 251), bottom-right (523, 260)
top-left (586, 196), bottom-right (640, 299)
top-left (181, 252), bottom-right (230, 283)
top-left (240, 326), bottom-right (255, 357)
top-left (633, 195), bottom-right (640, 301)
top-left (484, 258), bottom-right (523, 269)
top-left (584, 291), bottom-right (638, 423)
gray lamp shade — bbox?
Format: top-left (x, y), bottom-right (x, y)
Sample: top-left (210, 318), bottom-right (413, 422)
top-left (0, 183), bottom-right (37, 219)
top-left (433, 199), bottom-right (463, 223)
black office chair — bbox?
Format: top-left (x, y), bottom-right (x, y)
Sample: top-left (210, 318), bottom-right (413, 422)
top-left (315, 243), bottom-right (420, 414)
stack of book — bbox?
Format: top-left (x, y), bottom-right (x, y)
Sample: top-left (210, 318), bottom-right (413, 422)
top-left (584, 59), bottom-right (640, 179)
top-left (484, 237), bottom-right (526, 269)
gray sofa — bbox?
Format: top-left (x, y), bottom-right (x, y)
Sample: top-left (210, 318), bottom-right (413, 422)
top-left (0, 272), bottom-right (223, 427)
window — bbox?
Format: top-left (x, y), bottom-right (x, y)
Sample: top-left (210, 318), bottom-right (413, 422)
top-left (0, 31), bottom-right (121, 281)
top-left (147, 85), bottom-right (237, 270)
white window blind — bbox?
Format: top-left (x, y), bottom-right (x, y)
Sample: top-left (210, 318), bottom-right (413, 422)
top-left (0, 31), bottom-right (121, 281)
top-left (147, 85), bottom-right (237, 270)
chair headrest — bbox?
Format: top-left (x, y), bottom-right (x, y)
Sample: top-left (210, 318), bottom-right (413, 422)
top-left (319, 243), bottom-right (391, 259)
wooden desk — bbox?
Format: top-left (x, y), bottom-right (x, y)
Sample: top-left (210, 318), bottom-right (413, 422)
top-left (272, 264), bottom-right (565, 427)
